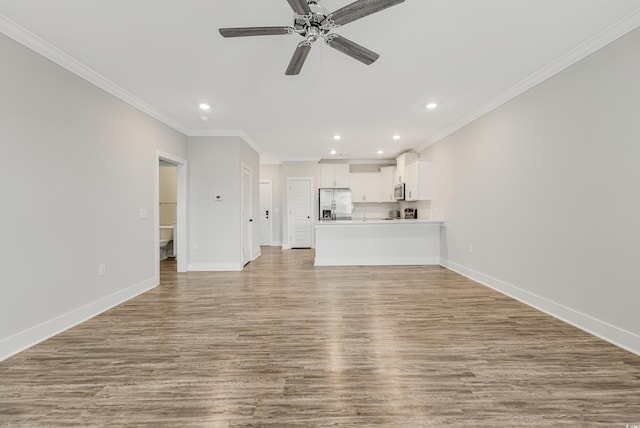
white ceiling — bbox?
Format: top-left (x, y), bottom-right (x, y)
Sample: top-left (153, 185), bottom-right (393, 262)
top-left (2, 0), bottom-right (640, 162)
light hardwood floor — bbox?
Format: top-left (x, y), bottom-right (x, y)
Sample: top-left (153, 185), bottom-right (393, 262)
top-left (1, 247), bottom-right (639, 427)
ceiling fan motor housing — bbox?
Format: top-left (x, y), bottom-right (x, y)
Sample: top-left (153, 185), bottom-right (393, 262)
top-left (294, 3), bottom-right (332, 41)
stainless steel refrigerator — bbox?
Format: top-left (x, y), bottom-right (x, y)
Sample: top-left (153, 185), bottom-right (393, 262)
top-left (319, 188), bottom-right (352, 220)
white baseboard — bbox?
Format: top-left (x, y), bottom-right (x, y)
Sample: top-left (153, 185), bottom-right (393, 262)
top-left (252, 250), bottom-right (261, 261)
top-left (441, 259), bottom-right (640, 357)
top-left (0, 277), bottom-right (158, 362)
top-left (316, 256), bottom-right (440, 267)
top-left (188, 262), bottom-right (242, 272)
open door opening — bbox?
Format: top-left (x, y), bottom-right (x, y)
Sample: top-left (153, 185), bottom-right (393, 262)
top-left (156, 152), bottom-right (188, 281)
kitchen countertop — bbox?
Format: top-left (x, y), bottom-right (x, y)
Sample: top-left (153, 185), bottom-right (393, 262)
top-left (316, 219), bottom-right (444, 225)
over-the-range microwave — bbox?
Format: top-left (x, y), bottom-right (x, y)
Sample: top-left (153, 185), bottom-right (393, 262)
top-left (394, 183), bottom-right (405, 201)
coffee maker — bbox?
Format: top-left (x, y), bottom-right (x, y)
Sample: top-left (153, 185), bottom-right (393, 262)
top-left (404, 208), bottom-right (418, 219)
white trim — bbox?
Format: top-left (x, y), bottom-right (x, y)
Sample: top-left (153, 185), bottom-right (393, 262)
top-left (414, 8), bottom-right (640, 152)
top-left (188, 129), bottom-right (263, 155)
top-left (440, 259), bottom-right (640, 357)
top-left (345, 159), bottom-right (397, 165)
top-left (282, 157), bottom-right (322, 162)
top-left (188, 263), bottom-right (243, 272)
top-left (0, 277), bottom-right (157, 362)
top-left (315, 256), bottom-right (440, 266)
top-left (260, 160), bottom-right (284, 166)
top-left (271, 241), bottom-right (283, 247)
top-left (0, 13), bottom-right (189, 135)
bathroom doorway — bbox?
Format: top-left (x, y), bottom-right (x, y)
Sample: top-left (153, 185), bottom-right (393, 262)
top-left (159, 162), bottom-right (177, 264)
top-left (156, 151), bottom-right (188, 280)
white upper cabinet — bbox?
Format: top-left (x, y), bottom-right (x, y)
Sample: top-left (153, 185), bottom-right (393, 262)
top-left (320, 163), bottom-right (350, 188)
top-left (379, 166), bottom-right (396, 202)
top-left (394, 152), bottom-right (417, 184)
top-left (405, 159), bottom-right (433, 201)
top-left (350, 172), bottom-right (382, 203)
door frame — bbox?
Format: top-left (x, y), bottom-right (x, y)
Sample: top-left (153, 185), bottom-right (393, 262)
top-left (155, 151), bottom-right (188, 280)
top-left (259, 180), bottom-right (273, 246)
top-left (241, 164), bottom-right (253, 265)
top-left (285, 176), bottom-right (314, 249)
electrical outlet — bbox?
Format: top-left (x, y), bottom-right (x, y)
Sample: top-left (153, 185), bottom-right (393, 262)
top-left (98, 264), bottom-right (106, 277)
top-left (468, 244), bottom-right (473, 254)
top-left (138, 208), bottom-right (148, 219)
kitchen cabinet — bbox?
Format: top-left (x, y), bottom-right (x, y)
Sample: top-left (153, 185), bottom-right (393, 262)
top-left (350, 172), bottom-right (381, 203)
top-left (405, 159), bottom-right (433, 201)
top-left (379, 166), bottom-right (396, 202)
top-left (320, 163), bottom-right (350, 188)
top-left (394, 152), bottom-right (417, 184)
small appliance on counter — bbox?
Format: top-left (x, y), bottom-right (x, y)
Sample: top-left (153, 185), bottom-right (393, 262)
top-left (388, 210), bottom-right (401, 219)
top-left (404, 208), bottom-right (418, 219)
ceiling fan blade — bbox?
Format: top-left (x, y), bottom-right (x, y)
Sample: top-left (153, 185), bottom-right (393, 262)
top-left (326, 35), bottom-right (379, 65)
top-left (285, 43), bottom-right (312, 75)
top-left (286, 0), bottom-right (312, 15)
top-left (329, 0), bottom-right (405, 26)
top-left (219, 27), bottom-right (292, 38)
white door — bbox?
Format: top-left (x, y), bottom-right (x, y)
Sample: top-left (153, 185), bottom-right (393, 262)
top-left (288, 178), bottom-right (312, 248)
top-left (241, 167), bottom-right (252, 265)
top-left (259, 181), bottom-right (272, 246)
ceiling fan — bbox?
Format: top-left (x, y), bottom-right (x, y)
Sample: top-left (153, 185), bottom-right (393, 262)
top-left (219, 0), bottom-right (405, 75)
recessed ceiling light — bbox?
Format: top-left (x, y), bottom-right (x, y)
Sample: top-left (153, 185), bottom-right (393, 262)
top-left (377, 150), bottom-right (384, 155)
top-left (330, 150), bottom-right (337, 155)
top-left (199, 103), bottom-right (211, 111)
top-left (426, 102), bottom-right (438, 110)
top-left (393, 135), bottom-right (401, 140)
top-left (333, 135), bottom-right (341, 140)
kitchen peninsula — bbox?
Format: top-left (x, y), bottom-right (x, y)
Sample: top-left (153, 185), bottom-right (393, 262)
top-left (314, 219), bottom-right (443, 266)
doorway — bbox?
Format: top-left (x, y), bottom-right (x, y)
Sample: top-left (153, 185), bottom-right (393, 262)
top-left (159, 162), bottom-right (177, 263)
top-left (241, 165), bottom-right (253, 266)
top-left (286, 177), bottom-right (313, 249)
top-left (259, 180), bottom-right (272, 246)
top-left (155, 151), bottom-right (188, 280)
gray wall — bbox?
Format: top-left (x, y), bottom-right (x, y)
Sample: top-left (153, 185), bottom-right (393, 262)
top-left (0, 33), bottom-right (188, 360)
top-left (187, 136), bottom-right (260, 270)
top-left (422, 27), bottom-right (640, 354)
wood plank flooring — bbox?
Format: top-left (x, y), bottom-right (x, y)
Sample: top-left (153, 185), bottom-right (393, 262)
top-left (1, 247), bottom-right (639, 427)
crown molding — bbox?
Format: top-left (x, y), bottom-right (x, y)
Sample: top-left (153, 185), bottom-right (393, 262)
top-left (0, 13), bottom-right (190, 135)
top-left (281, 157), bottom-right (322, 163)
top-left (187, 129), bottom-right (264, 155)
top-left (260, 160), bottom-right (284, 166)
top-left (187, 129), bottom-right (245, 137)
top-left (414, 7), bottom-right (640, 153)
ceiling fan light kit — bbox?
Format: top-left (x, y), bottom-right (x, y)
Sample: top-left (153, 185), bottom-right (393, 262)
top-left (219, 0), bottom-right (406, 75)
